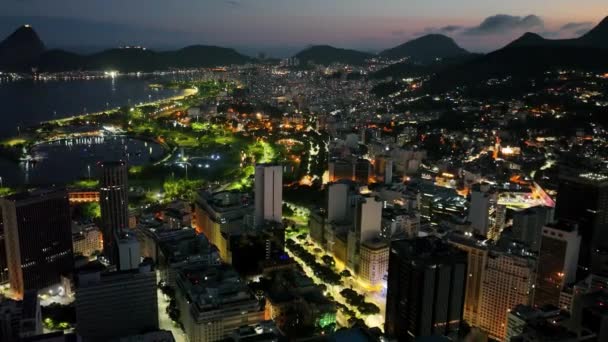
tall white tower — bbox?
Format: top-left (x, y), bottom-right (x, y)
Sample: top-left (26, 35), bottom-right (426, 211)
top-left (255, 164), bottom-right (283, 226)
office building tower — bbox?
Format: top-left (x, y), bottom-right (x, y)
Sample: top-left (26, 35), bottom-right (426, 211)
top-left (448, 232), bottom-right (488, 327)
top-left (468, 183), bottom-right (498, 238)
top-left (385, 237), bottom-right (467, 341)
top-left (555, 172), bottom-right (608, 274)
top-left (534, 222), bottom-right (581, 307)
top-left (348, 196), bottom-right (382, 272)
top-left (0, 189), bottom-right (73, 298)
top-left (477, 248), bottom-right (536, 341)
top-left (75, 263), bottom-right (158, 341)
top-left (354, 159), bottom-right (372, 184)
top-left (328, 159), bottom-right (354, 182)
top-left (374, 156), bottom-right (393, 184)
top-left (254, 164), bottom-right (282, 226)
top-left (175, 264), bottom-right (264, 342)
top-left (359, 238), bottom-right (389, 286)
top-left (327, 181), bottom-right (357, 224)
top-left (512, 206), bottom-right (554, 251)
top-left (117, 233), bottom-right (140, 271)
top-left (0, 291), bottom-right (42, 341)
top-left (99, 161), bottom-right (129, 264)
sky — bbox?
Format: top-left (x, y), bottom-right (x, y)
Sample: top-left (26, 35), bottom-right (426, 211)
top-left (0, 0), bottom-right (606, 56)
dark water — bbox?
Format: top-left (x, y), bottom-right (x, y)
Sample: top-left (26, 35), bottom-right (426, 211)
top-left (0, 77), bottom-right (180, 137)
top-left (0, 136), bottom-right (164, 187)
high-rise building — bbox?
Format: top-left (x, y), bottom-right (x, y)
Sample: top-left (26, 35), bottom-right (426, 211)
top-left (254, 164), bottom-right (282, 226)
top-left (175, 264), bottom-right (264, 342)
top-left (468, 183), bottom-right (498, 238)
top-left (327, 181), bottom-right (356, 224)
top-left (534, 222), bottom-right (581, 307)
top-left (354, 159), bottom-right (372, 184)
top-left (512, 206), bottom-right (554, 252)
top-left (117, 233), bottom-right (140, 271)
top-left (75, 263), bottom-right (158, 341)
top-left (385, 237), bottom-right (468, 341)
top-left (477, 247), bottom-right (536, 341)
top-left (347, 196), bottom-right (382, 272)
top-left (0, 189), bottom-right (73, 298)
top-left (447, 232), bottom-right (488, 327)
top-left (99, 161), bottom-right (129, 265)
top-left (555, 172), bottom-right (608, 275)
top-left (328, 159), bottom-right (354, 182)
top-left (374, 156), bottom-right (393, 184)
top-left (359, 238), bottom-right (389, 286)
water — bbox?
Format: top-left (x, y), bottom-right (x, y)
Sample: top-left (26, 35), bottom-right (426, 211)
top-left (0, 136), bottom-right (164, 187)
top-left (0, 77), bottom-right (181, 137)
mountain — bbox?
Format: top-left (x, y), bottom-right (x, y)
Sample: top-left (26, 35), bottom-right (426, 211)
top-left (371, 54), bottom-right (482, 80)
top-left (0, 25), bottom-right (46, 71)
top-left (380, 34), bottom-right (469, 63)
top-left (427, 17), bottom-right (608, 91)
top-left (294, 45), bottom-right (373, 65)
top-left (36, 46), bottom-right (252, 72)
top-left (506, 17), bottom-right (608, 49)
top-left (0, 25), bottom-right (252, 72)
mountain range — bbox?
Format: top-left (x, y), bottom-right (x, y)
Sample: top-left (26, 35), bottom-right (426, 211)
top-left (0, 25), bottom-right (252, 72)
top-left (1, 17), bottom-right (608, 82)
top-left (425, 16), bottom-right (608, 90)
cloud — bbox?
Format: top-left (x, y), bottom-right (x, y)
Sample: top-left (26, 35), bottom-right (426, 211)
top-left (463, 14), bottom-right (544, 35)
top-left (225, 0), bottom-right (242, 6)
top-left (560, 22), bottom-right (594, 36)
top-left (438, 25), bottom-right (463, 33)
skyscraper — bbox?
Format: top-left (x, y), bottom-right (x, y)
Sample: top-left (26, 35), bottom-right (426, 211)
top-left (555, 172), bottom-right (608, 274)
top-left (347, 196), bottom-right (382, 272)
top-left (477, 247), bottom-right (536, 341)
top-left (99, 161), bottom-right (129, 265)
top-left (254, 164), bottom-right (282, 226)
top-left (468, 183), bottom-right (498, 238)
top-left (512, 206), bottom-right (554, 252)
top-left (534, 222), bottom-right (581, 307)
top-left (385, 237), bottom-right (468, 341)
top-left (0, 189), bottom-right (73, 298)
top-left (75, 263), bottom-right (158, 340)
top-left (447, 232), bottom-right (488, 327)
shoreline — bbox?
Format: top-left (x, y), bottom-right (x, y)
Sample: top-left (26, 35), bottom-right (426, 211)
top-left (44, 86), bottom-right (199, 125)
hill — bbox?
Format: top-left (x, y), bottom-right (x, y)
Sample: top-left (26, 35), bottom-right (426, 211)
top-left (380, 34), bottom-right (469, 63)
top-left (371, 54), bottom-right (481, 80)
top-left (0, 25), bottom-right (46, 71)
top-left (294, 45), bottom-right (373, 65)
top-left (427, 16), bottom-right (608, 91)
top-left (0, 25), bottom-right (252, 72)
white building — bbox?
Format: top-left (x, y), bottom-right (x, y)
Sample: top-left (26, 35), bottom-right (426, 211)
top-left (176, 264), bottom-right (264, 342)
top-left (468, 183), bottom-right (498, 237)
top-left (359, 239), bottom-right (389, 286)
top-left (117, 233), bottom-right (141, 271)
top-left (347, 196), bottom-right (382, 272)
top-left (254, 164), bottom-right (283, 226)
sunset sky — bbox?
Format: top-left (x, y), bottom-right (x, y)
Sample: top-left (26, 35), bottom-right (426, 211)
top-left (0, 0), bottom-right (606, 55)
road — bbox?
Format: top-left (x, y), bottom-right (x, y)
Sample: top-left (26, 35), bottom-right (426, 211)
top-left (285, 219), bottom-right (386, 330)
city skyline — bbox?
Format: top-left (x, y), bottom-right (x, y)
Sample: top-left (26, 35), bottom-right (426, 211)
top-left (0, 1), bottom-right (606, 55)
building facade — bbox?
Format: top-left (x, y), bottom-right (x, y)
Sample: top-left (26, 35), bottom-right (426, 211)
top-left (385, 237), bottom-right (468, 341)
top-left (0, 189), bottom-right (74, 298)
top-left (99, 161), bottom-right (129, 265)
